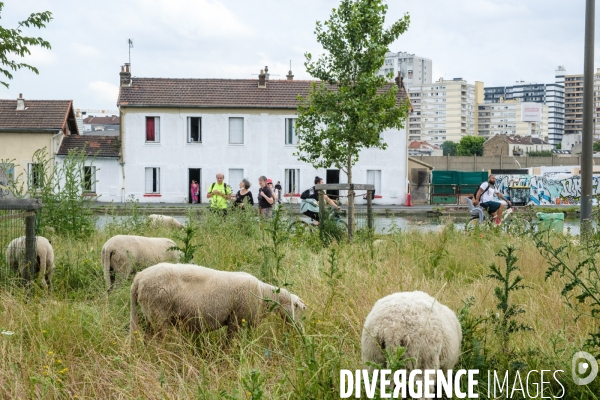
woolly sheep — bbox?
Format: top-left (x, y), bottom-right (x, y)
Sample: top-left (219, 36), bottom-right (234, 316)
top-left (101, 235), bottom-right (182, 291)
top-left (361, 291), bottom-right (462, 397)
top-left (148, 214), bottom-right (184, 229)
top-left (5, 236), bottom-right (54, 290)
top-left (130, 263), bottom-right (307, 337)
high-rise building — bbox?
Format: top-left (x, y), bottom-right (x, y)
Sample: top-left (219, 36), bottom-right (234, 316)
top-left (482, 67), bottom-right (565, 145)
top-left (477, 100), bottom-right (548, 141)
top-left (408, 78), bottom-right (483, 146)
top-left (377, 51), bottom-right (432, 87)
top-left (563, 69), bottom-right (600, 142)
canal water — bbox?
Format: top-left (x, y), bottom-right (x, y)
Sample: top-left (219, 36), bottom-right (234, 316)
top-left (95, 215), bottom-right (584, 235)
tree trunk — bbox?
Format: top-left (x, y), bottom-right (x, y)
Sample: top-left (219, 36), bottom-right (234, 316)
top-left (347, 153), bottom-right (354, 241)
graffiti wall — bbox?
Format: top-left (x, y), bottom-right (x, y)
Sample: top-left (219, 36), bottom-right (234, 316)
top-left (495, 174), bottom-right (600, 205)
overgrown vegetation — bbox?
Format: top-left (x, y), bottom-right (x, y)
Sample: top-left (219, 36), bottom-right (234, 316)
top-left (8, 147), bottom-right (97, 236)
top-left (1, 206), bottom-right (599, 398)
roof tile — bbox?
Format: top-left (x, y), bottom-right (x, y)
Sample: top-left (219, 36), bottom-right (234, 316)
top-left (0, 100), bottom-right (73, 130)
top-left (118, 78), bottom-right (407, 108)
top-left (57, 135), bottom-right (120, 158)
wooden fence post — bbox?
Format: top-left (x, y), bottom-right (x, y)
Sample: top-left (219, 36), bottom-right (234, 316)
top-left (366, 190), bottom-right (373, 231)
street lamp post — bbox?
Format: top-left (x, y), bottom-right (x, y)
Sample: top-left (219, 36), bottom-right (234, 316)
top-left (581, 0), bottom-right (595, 233)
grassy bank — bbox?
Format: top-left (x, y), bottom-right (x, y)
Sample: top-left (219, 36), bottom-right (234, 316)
top-left (0, 209), bottom-right (598, 399)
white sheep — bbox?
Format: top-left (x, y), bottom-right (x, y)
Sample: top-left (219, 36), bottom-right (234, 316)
top-left (5, 236), bottom-right (54, 290)
top-left (101, 235), bottom-right (182, 291)
top-left (130, 263), bottom-right (307, 337)
top-left (361, 291), bottom-right (462, 397)
top-left (148, 214), bottom-right (184, 230)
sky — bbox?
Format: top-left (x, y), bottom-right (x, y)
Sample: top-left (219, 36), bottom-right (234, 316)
top-left (0, 0), bottom-right (594, 110)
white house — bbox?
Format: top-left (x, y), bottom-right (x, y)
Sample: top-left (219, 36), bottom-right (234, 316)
top-left (114, 64), bottom-right (410, 205)
top-left (56, 135), bottom-right (122, 202)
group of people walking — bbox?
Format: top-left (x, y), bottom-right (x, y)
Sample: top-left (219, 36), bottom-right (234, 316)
top-left (191, 173), bottom-right (341, 224)
top-left (192, 173), bottom-right (283, 217)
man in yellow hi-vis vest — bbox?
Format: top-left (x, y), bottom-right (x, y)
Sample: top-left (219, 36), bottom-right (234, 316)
top-left (207, 172), bottom-right (232, 213)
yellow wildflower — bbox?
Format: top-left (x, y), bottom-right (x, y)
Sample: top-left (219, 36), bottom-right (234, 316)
top-left (56, 359), bottom-right (62, 364)
top-left (59, 368), bottom-right (68, 374)
top-left (48, 351), bottom-right (54, 355)
top-left (42, 330), bottom-right (47, 333)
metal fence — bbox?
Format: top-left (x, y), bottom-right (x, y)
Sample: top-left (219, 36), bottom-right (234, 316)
top-left (0, 199), bottom-right (42, 286)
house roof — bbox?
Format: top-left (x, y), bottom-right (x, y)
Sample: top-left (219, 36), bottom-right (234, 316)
top-left (57, 135), bottom-right (120, 158)
top-left (118, 78), bottom-right (408, 109)
top-left (408, 140), bottom-right (440, 150)
top-left (486, 135), bottom-right (549, 145)
top-left (83, 115), bottom-right (120, 125)
top-left (0, 99), bottom-right (79, 134)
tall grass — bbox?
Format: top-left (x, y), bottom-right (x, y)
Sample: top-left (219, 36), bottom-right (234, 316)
top-left (0, 210), bottom-right (599, 398)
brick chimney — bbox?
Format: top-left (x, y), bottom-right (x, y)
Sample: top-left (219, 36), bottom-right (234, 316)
top-left (16, 93), bottom-right (25, 111)
top-left (286, 69), bottom-right (294, 81)
top-left (258, 69), bottom-right (266, 88)
top-left (120, 63), bottom-right (131, 86)
top-left (395, 72), bottom-right (404, 89)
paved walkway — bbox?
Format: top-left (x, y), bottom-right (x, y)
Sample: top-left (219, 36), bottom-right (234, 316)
top-left (91, 201), bottom-right (579, 215)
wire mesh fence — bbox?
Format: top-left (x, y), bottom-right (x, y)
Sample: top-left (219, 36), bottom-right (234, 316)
top-left (0, 199), bottom-right (41, 287)
top-left (315, 183), bottom-right (374, 235)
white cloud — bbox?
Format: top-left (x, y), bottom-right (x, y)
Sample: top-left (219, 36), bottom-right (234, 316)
top-left (19, 47), bottom-right (57, 66)
top-left (72, 43), bottom-right (101, 59)
top-left (87, 81), bottom-right (119, 104)
top-left (128, 0), bottom-right (254, 40)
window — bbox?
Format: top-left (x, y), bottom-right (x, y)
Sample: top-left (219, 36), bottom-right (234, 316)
top-left (366, 170), bottom-right (381, 195)
top-left (284, 169), bottom-right (300, 194)
top-left (28, 163), bottom-right (44, 189)
top-left (285, 118), bottom-right (297, 145)
top-left (145, 167), bottom-right (160, 194)
top-left (229, 117), bottom-right (244, 144)
top-left (228, 168), bottom-right (244, 187)
top-left (188, 117), bottom-right (201, 143)
top-left (145, 117), bottom-right (160, 142)
top-left (83, 166), bottom-right (96, 193)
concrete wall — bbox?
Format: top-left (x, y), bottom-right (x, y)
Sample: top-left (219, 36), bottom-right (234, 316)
top-left (416, 155), bottom-right (580, 172)
top-left (120, 108), bottom-right (408, 205)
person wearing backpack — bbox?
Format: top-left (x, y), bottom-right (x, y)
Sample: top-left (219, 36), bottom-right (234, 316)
top-left (475, 174), bottom-right (511, 225)
top-left (207, 172), bottom-right (232, 214)
top-left (300, 176), bottom-right (340, 224)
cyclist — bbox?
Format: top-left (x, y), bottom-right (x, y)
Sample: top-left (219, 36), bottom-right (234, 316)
top-left (475, 174), bottom-right (512, 225)
top-left (300, 176), bottom-right (340, 225)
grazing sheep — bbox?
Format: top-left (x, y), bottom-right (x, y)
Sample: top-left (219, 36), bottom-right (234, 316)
top-left (130, 263), bottom-right (307, 337)
top-left (5, 236), bottom-right (54, 290)
top-left (148, 214), bottom-right (184, 230)
top-left (361, 291), bottom-right (462, 397)
top-left (101, 235), bottom-right (181, 291)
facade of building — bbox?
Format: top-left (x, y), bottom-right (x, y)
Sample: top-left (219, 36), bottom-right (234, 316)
top-left (377, 51), bottom-right (432, 87)
top-left (483, 66), bottom-right (565, 145)
top-left (477, 100), bottom-right (549, 141)
top-left (56, 135), bottom-right (122, 202)
top-left (82, 115), bottom-right (120, 135)
top-left (483, 135), bottom-right (553, 157)
top-left (115, 65), bottom-right (410, 205)
top-left (408, 141), bottom-right (442, 156)
top-left (564, 68), bottom-right (600, 147)
top-left (0, 95), bottom-right (79, 196)
top-left (407, 78), bottom-right (483, 145)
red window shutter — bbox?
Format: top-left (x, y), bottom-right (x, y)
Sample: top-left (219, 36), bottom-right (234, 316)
top-left (146, 117), bottom-right (155, 141)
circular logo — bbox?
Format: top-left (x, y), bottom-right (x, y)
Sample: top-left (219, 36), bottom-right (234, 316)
top-left (572, 351), bottom-right (599, 386)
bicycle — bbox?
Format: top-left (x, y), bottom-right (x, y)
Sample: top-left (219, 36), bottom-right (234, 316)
top-left (465, 197), bottom-right (514, 230)
top-left (288, 202), bottom-right (348, 233)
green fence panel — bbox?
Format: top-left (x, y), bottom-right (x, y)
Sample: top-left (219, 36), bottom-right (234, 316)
top-left (432, 170), bottom-right (459, 185)
top-left (458, 171), bottom-right (488, 185)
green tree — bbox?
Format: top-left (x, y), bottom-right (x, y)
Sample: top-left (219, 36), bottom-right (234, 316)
top-left (593, 141), bottom-right (600, 152)
top-left (527, 150), bottom-right (552, 157)
top-left (555, 143), bottom-right (562, 150)
top-left (0, 2), bottom-right (52, 88)
top-left (456, 136), bottom-right (485, 156)
top-left (295, 0), bottom-right (411, 237)
top-left (441, 140), bottom-right (457, 156)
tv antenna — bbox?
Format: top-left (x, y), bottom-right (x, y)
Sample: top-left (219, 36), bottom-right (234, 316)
top-left (128, 39), bottom-right (133, 72)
